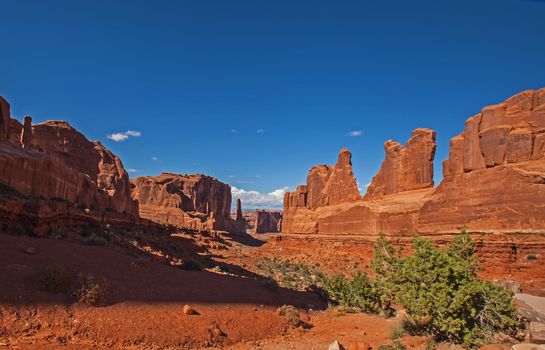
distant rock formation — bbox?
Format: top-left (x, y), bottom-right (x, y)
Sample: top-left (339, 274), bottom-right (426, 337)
top-left (366, 128), bottom-right (436, 197)
top-left (283, 87), bottom-right (545, 236)
top-left (236, 198), bottom-right (243, 221)
top-left (131, 173), bottom-right (245, 233)
top-left (254, 210), bottom-right (282, 233)
top-left (284, 148), bottom-right (360, 210)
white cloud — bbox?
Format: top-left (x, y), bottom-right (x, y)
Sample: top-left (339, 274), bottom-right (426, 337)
top-left (347, 130), bottom-right (363, 137)
top-left (107, 130), bottom-right (142, 142)
top-left (127, 168), bottom-right (141, 173)
top-left (256, 128), bottom-right (265, 133)
top-left (230, 129), bottom-right (237, 133)
top-left (151, 156), bottom-right (162, 162)
top-left (231, 186), bottom-right (289, 209)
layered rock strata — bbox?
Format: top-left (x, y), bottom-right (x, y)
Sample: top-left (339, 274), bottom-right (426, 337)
top-left (131, 173), bottom-right (245, 233)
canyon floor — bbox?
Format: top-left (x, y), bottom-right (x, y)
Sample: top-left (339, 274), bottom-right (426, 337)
top-left (0, 229), bottom-right (542, 349)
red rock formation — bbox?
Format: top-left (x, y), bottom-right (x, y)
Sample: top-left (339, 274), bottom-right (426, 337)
top-left (366, 128), bottom-right (436, 197)
top-left (283, 87), bottom-right (545, 236)
top-left (0, 96), bottom-right (10, 141)
top-left (131, 173), bottom-right (245, 233)
top-left (20, 116), bottom-right (33, 149)
top-left (254, 210), bottom-right (282, 233)
top-left (284, 148), bottom-right (360, 210)
top-left (236, 198), bottom-right (243, 221)
top-left (0, 96), bottom-right (138, 220)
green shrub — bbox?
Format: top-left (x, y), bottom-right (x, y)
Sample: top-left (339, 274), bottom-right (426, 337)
top-left (256, 257), bottom-right (323, 292)
top-left (379, 340), bottom-right (407, 350)
top-left (277, 304), bottom-right (302, 327)
top-left (321, 271), bottom-right (388, 315)
top-left (371, 232), bottom-right (518, 348)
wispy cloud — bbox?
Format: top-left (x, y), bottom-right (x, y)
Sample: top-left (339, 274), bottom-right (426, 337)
top-left (107, 130), bottom-right (142, 142)
top-left (151, 156), bottom-right (162, 162)
top-left (256, 128), bottom-right (265, 133)
top-left (231, 186), bottom-right (288, 209)
top-left (347, 130), bottom-right (363, 137)
top-left (230, 129), bottom-right (237, 133)
top-left (127, 168), bottom-right (141, 173)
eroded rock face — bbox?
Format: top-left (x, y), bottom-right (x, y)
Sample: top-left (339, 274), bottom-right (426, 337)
top-left (0, 96), bottom-right (10, 141)
top-left (283, 88), bottom-right (545, 236)
top-left (0, 97), bottom-right (138, 219)
top-left (131, 173), bottom-right (244, 233)
top-left (366, 128), bottom-right (436, 197)
top-left (284, 148), bottom-right (360, 210)
top-left (254, 210), bottom-right (282, 233)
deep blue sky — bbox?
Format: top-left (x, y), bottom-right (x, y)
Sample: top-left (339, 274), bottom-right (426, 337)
top-left (1, 0), bottom-right (544, 208)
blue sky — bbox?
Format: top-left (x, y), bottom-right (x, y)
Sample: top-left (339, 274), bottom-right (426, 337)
top-left (1, 0), bottom-right (545, 209)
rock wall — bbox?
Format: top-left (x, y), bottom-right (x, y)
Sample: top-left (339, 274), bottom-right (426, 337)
top-left (366, 128), bottom-right (436, 197)
top-left (254, 210), bottom-right (282, 233)
top-left (0, 97), bottom-right (10, 141)
top-left (0, 96), bottom-right (138, 235)
top-left (131, 173), bottom-right (245, 233)
top-left (284, 148), bottom-right (360, 210)
top-left (283, 87), bottom-right (545, 236)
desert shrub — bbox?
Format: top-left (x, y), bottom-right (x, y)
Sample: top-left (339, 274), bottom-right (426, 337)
top-left (378, 340), bottom-right (407, 350)
top-left (277, 304), bottom-right (302, 327)
top-left (371, 232), bottom-right (518, 348)
top-left (72, 273), bottom-right (108, 306)
top-left (321, 271), bottom-right (388, 315)
top-left (179, 258), bottom-right (203, 271)
top-left (527, 254), bottom-right (537, 261)
top-left (37, 264), bottom-right (72, 293)
top-left (256, 257), bottom-right (323, 292)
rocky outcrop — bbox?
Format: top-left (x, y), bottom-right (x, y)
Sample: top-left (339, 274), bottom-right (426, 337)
top-left (131, 173), bottom-right (245, 233)
top-left (366, 128), bottom-right (436, 197)
top-left (0, 96), bottom-right (138, 229)
top-left (283, 88), bottom-right (545, 236)
top-left (20, 116), bottom-right (33, 149)
top-left (0, 96), bottom-right (10, 141)
top-left (254, 210), bottom-right (282, 233)
top-left (236, 198), bottom-right (243, 221)
top-left (284, 148), bottom-right (360, 210)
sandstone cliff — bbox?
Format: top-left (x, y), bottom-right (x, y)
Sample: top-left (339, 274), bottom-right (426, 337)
top-left (284, 148), bottom-right (360, 210)
top-left (131, 173), bottom-right (245, 233)
top-left (366, 128), bottom-right (436, 197)
top-left (254, 210), bottom-right (282, 233)
top-left (0, 96), bottom-right (138, 235)
top-left (282, 87), bottom-right (545, 236)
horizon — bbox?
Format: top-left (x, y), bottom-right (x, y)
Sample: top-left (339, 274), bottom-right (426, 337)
top-left (2, 0), bottom-right (545, 210)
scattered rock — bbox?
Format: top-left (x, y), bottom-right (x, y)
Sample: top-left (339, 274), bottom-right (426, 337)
top-left (182, 304), bottom-right (199, 316)
top-left (328, 340), bottom-right (344, 350)
top-left (530, 322), bottom-right (545, 344)
top-left (512, 344), bottom-right (545, 350)
top-left (21, 247), bottom-right (37, 255)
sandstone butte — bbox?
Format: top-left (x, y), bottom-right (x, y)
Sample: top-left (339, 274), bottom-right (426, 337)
top-left (0, 95), bottom-right (246, 234)
top-left (283, 87), bottom-right (545, 236)
top-left (131, 173), bottom-right (246, 233)
top-left (254, 210), bottom-right (282, 233)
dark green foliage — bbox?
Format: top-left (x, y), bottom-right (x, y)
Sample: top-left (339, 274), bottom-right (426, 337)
top-left (371, 232), bottom-right (518, 347)
top-left (378, 340), bottom-right (407, 350)
top-left (82, 235), bottom-right (107, 246)
top-left (321, 271), bottom-right (389, 315)
top-left (72, 273), bottom-right (108, 306)
top-left (256, 257), bottom-right (323, 291)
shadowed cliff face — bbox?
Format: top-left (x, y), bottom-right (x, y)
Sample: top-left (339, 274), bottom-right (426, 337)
top-left (0, 98), bottom-right (138, 230)
top-left (131, 173), bottom-right (246, 233)
top-left (282, 87), bottom-right (545, 236)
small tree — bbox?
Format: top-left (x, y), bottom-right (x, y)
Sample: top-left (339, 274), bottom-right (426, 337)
top-left (371, 232), bottom-right (518, 348)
